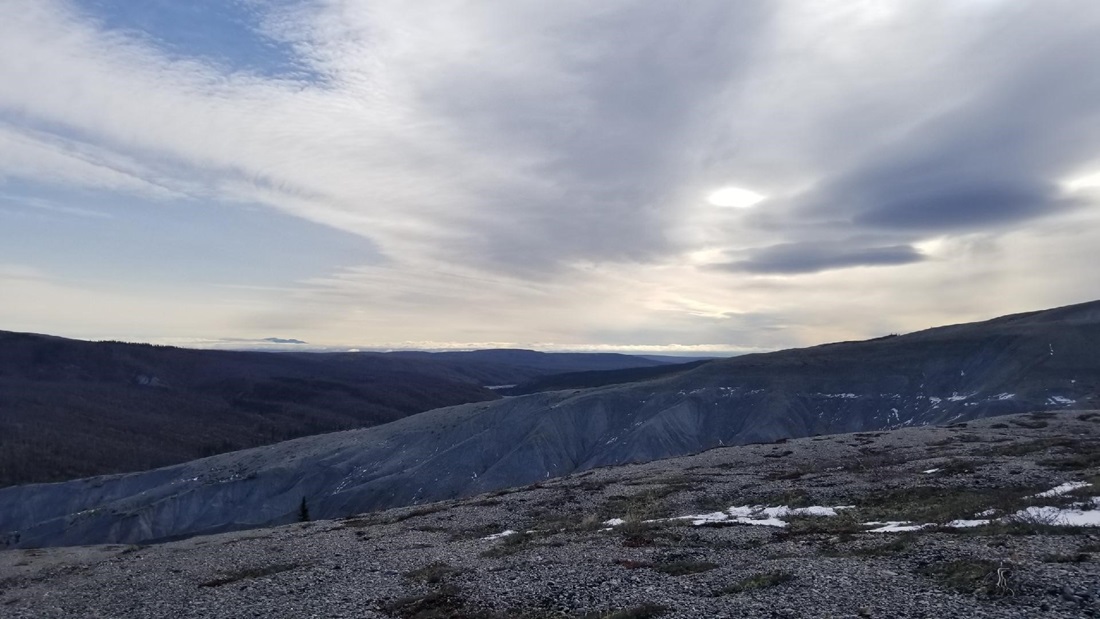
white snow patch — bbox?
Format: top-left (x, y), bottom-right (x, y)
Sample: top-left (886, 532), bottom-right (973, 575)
top-left (993, 393), bottom-right (1016, 401)
top-left (866, 521), bottom-right (930, 533)
top-left (947, 519), bottom-right (991, 528)
top-left (483, 530), bottom-right (517, 540)
top-left (603, 505), bottom-right (853, 530)
top-left (686, 511), bottom-right (758, 526)
top-left (732, 516), bottom-right (788, 527)
top-left (946, 392), bottom-right (973, 402)
top-left (724, 505), bottom-right (852, 519)
top-left (1014, 505), bottom-right (1100, 527)
top-left (866, 497), bottom-right (1100, 532)
top-left (1034, 482), bottom-right (1089, 498)
top-left (922, 468), bottom-right (941, 474)
top-left (1048, 396), bottom-right (1076, 405)
top-left (799, 506), bottom-right (851, 516)
top-left (696, 505), bottom-right (851, 527)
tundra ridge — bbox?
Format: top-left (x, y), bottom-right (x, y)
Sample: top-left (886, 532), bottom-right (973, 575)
top-left (1, 410), bottom-right (1098, 618)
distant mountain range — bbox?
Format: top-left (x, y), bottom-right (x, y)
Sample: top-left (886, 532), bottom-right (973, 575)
top-left (0, 332), bottom-right (671, 487)
top-left (1, 300), bottom-right (1098, 548)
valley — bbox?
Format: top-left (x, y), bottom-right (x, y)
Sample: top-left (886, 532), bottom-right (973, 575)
top-left (1, 300), bottom-right (1098, 550)
top-left (0, 332), bottom-right (670, 487)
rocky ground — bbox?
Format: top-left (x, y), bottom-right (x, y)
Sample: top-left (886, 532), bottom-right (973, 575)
top-left (2, 410), bottom-right (1099, 618)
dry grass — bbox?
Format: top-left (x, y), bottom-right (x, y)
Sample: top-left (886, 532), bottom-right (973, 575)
top-left (198, 562), bottom-right (308, 587)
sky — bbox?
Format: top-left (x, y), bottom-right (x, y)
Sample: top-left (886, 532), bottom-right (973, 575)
top-left (2, 0), bottom-right (1100, 355)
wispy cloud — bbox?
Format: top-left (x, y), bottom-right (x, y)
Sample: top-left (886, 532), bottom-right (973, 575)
top-left (1, 1), bottom-right (1099, 351)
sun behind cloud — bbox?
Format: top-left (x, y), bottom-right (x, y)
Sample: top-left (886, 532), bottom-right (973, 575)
top-left (706, 186), bottom-right (766, 208)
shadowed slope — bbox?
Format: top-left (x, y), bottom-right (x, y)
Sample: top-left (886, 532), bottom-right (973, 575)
top-left (1, 300), bottom-right (1098, 548)
top-left (0, 333), bottom-right (668, 486)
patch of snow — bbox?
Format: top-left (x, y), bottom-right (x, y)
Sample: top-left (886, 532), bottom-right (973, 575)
top-left (725, 505), bottom-right (852, 519)
top-left (866, 521), bottom-right (930, 533)
top-left (732, 516), bottom-right (788, 527)
top-left (993, 393), bottom-right (1016, 401)
top-left (801, 506), bottom-right (854, 517)
top-left (604, 504), bottom-right (855, 530)
top-left (681, 511), bottom-right (742, 526)
top-left (1034, 482), bottom-right (1090, 498)
top-left (922, 468), bottom-right (941, 474)
top-left (1014, 506), bottom-right (1100, 527)
top-left (705, 505), bottom-right (850, 527)
top-left (928, 397), bottom-right (942, 404)
top-left (946, 392), bottom-right (973, 402)
top-left (947, 519), bottom-right (991, 528)
top-left (865, 498), bottom-right (1100, 533)
top-left (1048, 396), bottom-right (1076, 405)
top-left (483, 530), bottom-right (517, 540)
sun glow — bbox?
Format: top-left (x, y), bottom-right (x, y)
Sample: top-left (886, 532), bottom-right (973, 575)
top-left (706, 186), bottom-right (766, 208)
top-left (1064, 171), bottom-right (1100, 192)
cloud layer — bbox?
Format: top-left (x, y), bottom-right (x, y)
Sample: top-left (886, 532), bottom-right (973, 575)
top-left (1, 0), bottom-right (1099, 351)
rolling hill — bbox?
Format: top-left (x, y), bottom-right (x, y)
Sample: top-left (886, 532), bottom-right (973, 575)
top-left (0, 332), bottom-right (668, 487)
top-left (1, 300), bottom-right (1098, 548)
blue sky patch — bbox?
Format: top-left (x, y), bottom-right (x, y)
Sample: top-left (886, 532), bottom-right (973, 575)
top-left (72, 0), bottom-right (319, 80)
top-left (0, 180), bottom-right (381, 287)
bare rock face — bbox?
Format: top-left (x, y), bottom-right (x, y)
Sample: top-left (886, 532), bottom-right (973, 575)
top-left (2, 300), bottom-right (1099, 548)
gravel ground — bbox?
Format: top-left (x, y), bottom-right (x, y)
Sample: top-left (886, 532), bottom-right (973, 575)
top-left (2, 410), bottom-right (1098, 618)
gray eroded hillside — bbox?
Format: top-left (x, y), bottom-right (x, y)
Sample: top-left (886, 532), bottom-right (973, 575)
top-left (1, 300), bottom-right (1098, 548)
top-left (1, 411), bottom-right (1098, 618)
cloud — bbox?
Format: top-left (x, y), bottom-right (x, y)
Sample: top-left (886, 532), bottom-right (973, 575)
top-left (719, 242), bottom-right (926, 275)
top-left (1, 1), bottom-right (1100, 351)
top-left (261, 337), bottom-right (306, 344)
top-left (0, 264), bottom-right (48, 281)
top-left (749, 1), bottom-right (1100, 241)
top-left (852, 181), bottom-right (1073, 232)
